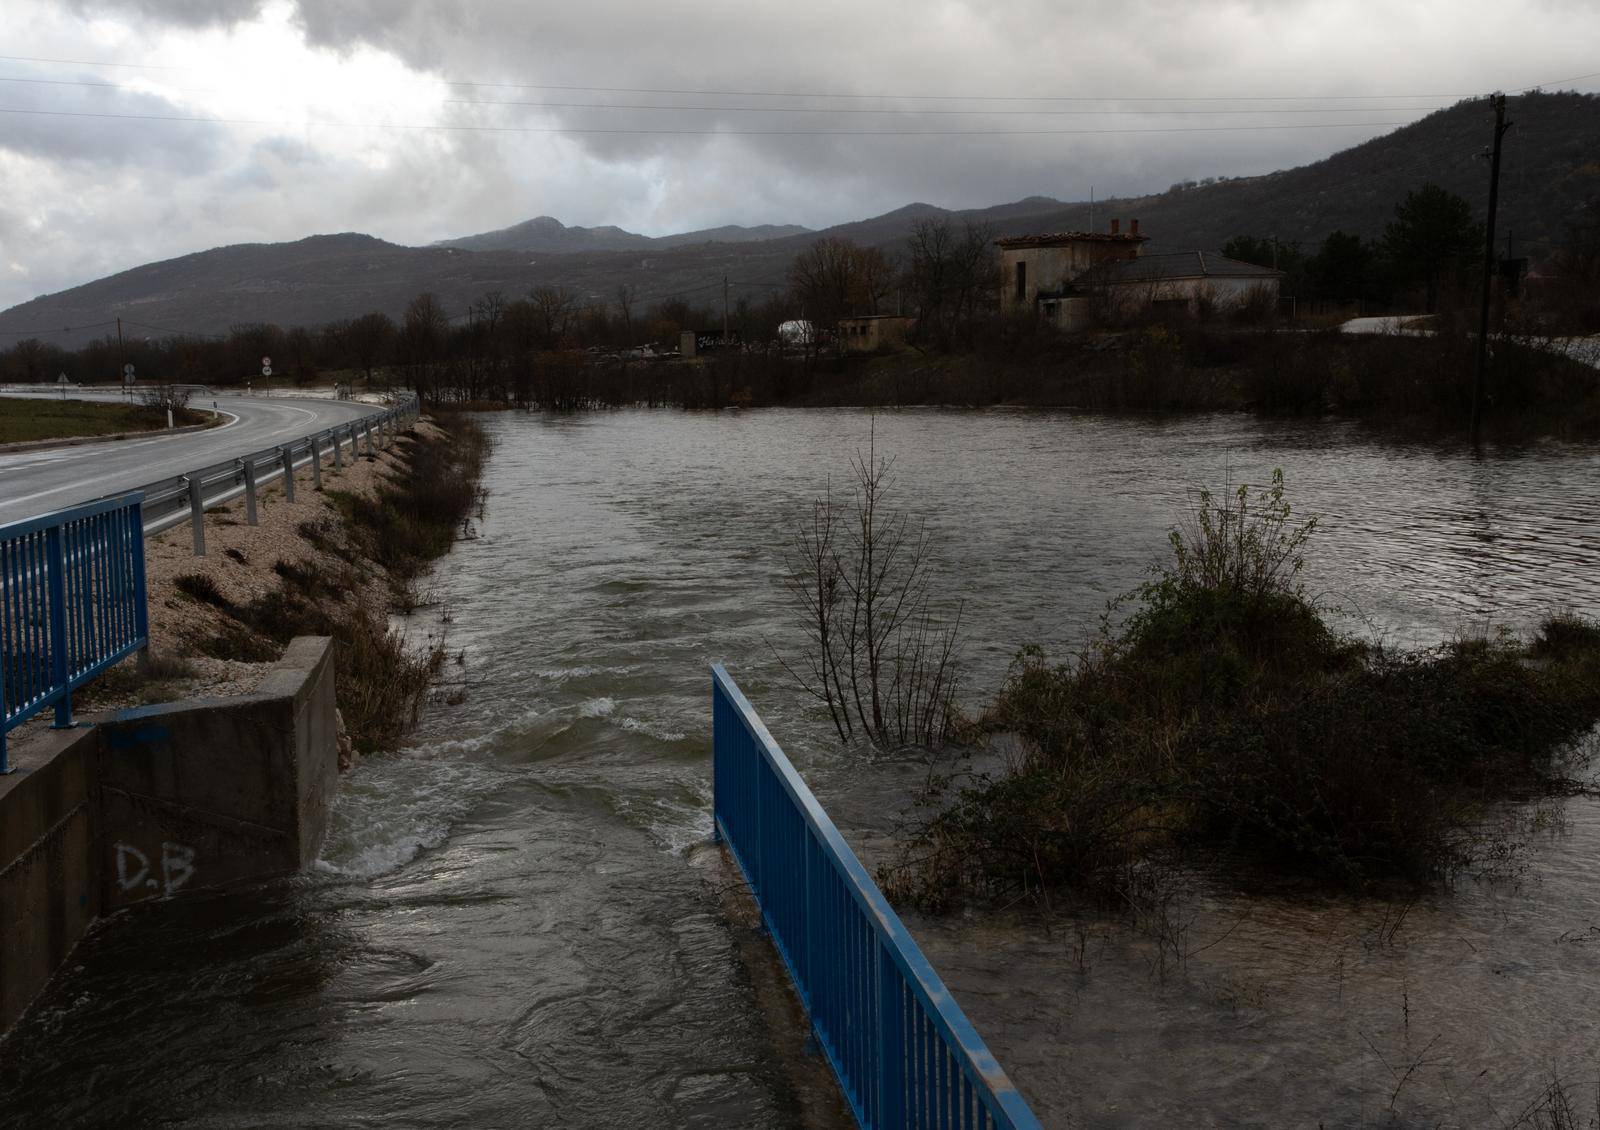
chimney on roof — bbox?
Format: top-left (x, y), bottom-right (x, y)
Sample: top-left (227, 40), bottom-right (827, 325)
top-left (1110, 218), bottom-right (1120, 235)
top-left (1130, 218), bottom-right (1140, 237)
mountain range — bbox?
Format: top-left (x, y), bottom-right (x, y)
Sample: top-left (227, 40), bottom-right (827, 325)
top-left (433, 216), bottom-right (812, 253)
top-left (3, 91), bottom-right (1595, 348)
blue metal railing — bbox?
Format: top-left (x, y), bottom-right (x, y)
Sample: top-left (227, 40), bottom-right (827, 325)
top-left (711, 665), bottom-right (1042, 1130)
top-left (1, 493), bottom-right (148, 772)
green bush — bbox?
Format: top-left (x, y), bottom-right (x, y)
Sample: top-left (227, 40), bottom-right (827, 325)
top-left (885, 475), bottom-right (1600, 907)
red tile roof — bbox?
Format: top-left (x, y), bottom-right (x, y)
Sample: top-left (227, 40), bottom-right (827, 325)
top-left (995, 231), bottom-right (1148, 248)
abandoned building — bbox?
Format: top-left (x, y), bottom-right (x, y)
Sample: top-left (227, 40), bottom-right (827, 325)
top-left (996, 220), bottom-right (1283, 327)
top-left (838, 314), bottom-right (916, 352)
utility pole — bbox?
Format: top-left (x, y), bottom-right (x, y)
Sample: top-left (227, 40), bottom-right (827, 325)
top-left (116, 316), bottom-right (125, 396)
top-left (1471, 92), bottom-right (1512, 448)
top-left (722, 275), bottom-right (730, 342)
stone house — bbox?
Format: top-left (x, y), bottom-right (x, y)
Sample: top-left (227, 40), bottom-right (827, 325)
top-left (996, 220), bottom-right (1283, 327)
top-left (1091, 251), bottom-right (1283, 316)
top-left (996, 220), bottom-right (1147, 329)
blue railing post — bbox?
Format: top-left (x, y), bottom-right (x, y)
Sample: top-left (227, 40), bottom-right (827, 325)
top-left (878, 941), bottom-right (905, 1130)
top-left (710, 664), bottom-right (1042, 1130)
top-left (3, 494), bottom-right (150, 762)
top-left (46, 524), bottom-right (70, 729)
top-left (709, 679), bottom-right (722, 844)
top-left (130, 501), bottom-right (150, 658)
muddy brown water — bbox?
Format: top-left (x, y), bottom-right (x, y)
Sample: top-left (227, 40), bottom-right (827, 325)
top-left (2, 408), bottom-right (1598, 1127)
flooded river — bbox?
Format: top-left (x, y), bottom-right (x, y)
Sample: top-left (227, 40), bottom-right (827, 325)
top-left (2, 408), bottom-right (1598, 1127)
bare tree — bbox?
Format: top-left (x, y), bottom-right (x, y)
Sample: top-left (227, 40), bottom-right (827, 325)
top-left (789, 237), bottom-right (897, 332)
top-left (345, 311), bottom-right (395, 388)
top-left (905, 218), bottom-right (999, 348)
top-left (400, 292), bottom-right (449, 399)
top-left (614, 283), bottom-right (638, 343)
top-left (529, 286), bottom-right (576, 347)
top-left (782, 428), bottom-right (962, 748)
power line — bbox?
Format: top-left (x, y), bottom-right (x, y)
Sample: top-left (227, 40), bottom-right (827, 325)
top-left (0, 106), bottom-right (1414, 137)
top-left (0, 320), bottom-right (117, 338)
top-left (440, 97), bottom-right (1437, 117)
top-left (0, 76), bottom-right (1443, 116)
top-left (2, 51), bottom-right (1594, 103)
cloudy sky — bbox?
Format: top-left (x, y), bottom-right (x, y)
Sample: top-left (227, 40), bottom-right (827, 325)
top-left (1, 0), bottom-right (1595, 312)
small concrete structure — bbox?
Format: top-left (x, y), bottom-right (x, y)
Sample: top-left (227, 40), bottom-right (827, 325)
top-left (0, 637), bottom-right (338, 1035)
top-left (838, 314), bottom-right (916, 353)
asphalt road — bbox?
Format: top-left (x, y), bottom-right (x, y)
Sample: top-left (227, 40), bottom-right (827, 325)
top-left (0, 391), bottom-right (388, 526)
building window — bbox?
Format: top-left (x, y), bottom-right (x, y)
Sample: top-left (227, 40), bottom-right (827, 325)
top-left (1015, 261), bottom-right (1027, 302)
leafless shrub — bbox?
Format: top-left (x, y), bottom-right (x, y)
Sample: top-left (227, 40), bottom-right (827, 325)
top-left (781, 427), bottom-right (962, 748)
top-left (138, 383), bottom-right (192, 412)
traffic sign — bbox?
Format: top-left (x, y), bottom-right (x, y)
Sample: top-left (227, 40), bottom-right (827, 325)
top-left (261, 356), bottom-right (271, 367)
top-left (122, 363), bottom-right (135, 375)
top-left (57, 373), bottom-right (68, 384)
top-left (261, 365), bottom-right (273, 377)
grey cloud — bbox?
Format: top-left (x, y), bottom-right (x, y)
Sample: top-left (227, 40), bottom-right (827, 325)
top-left (0, 70), bottom-right (227, 171)
top-left (62, 0), bottom-right (265, 28)
top-left (3, 0), bottom-right (1596, 313)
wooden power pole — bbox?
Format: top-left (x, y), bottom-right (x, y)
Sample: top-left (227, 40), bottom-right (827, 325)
top-left (722, 276), bottom-right (730, 341)
top-left (1471, 92), bottom-right (1512, 447)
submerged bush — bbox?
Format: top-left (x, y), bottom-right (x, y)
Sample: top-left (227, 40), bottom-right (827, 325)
top-left (885, 474), bottom-right (1600, 908)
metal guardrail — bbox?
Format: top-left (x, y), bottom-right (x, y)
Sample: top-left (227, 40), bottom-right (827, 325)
top-left (711, 665), bottom-right (1042, 1130)
top-left (136, 396), bottom-right (420, 553)
top-left (1, 493), bottom-right (149, 773)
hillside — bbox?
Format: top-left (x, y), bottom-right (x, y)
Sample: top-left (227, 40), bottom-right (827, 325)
top-left (434, 215), bottom-right (812, 253)
top-left (2, 91), bottom-right (1594, 347)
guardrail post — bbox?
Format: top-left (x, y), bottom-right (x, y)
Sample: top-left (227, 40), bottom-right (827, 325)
top-left (310, 434), bottom-right (323, 491)
top-left (878, 941), bottom-right (906, 1129)
top-left (46, 525), bottom-right (71, 728)
top-left (280, 445), bottom-right (296, 503)
top-left (131, 500), bottom-right (149, 663)
top-left (242, 458), bottom-right (259, 525)
top-left (363, 421), bottom-right (374, 457)
top-left (187, 475), bottom-right (206, 556)
top-left (333, 428), bottom-right (344, 472)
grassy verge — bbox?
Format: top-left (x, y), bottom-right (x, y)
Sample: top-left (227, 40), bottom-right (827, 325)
top-left (882, 474), bottom-right (1600, 909)
top-left (173, 412), bottom-right (489, 753)
top-left (0, 398), bottom-right (209, 443)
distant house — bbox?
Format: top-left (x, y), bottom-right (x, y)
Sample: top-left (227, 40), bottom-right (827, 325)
top-left (995, 220), bottom-right (1282, 327)
top-left (996, 220), bottom-right (1147, 330)
top-left (838, 314), bottom-right (916, 353)
top-left (1093, 251), bottom-right (1283, 316)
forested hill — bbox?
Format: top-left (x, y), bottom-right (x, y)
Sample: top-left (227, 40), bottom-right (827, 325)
top-left (1048, 91), bottom-right (1600, 258)
top-left (2, 91), bottom-right (1594, 347)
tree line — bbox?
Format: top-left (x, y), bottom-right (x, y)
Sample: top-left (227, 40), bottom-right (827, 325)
top-left (1223, 183), bottom-right (1600, 322)
top-left (3, 181), bottom-right (1593, 396)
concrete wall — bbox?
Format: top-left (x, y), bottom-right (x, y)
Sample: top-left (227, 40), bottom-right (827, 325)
top-left (0, 636), bottom-right (337, 1034)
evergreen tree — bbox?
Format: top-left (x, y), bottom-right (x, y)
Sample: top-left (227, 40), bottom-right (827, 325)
top-left (1380, 184), bottom-right (1482, 313)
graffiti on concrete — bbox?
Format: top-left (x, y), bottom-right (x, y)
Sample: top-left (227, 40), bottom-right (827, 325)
top-left (115, 841), bottom-right (196, 898)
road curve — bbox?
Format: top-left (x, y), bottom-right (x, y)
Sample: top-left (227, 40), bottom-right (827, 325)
top-left (0, 391), bottom-right (390, 526)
